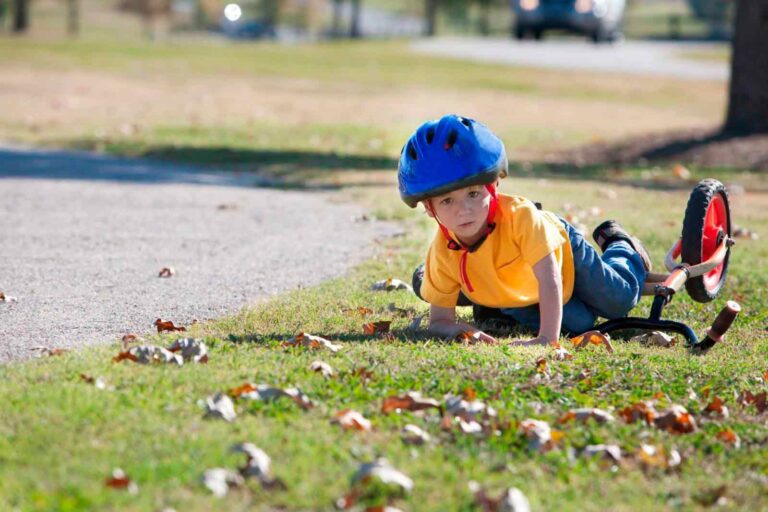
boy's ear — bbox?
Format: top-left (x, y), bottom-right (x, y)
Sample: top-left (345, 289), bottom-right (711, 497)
top-left (422, 202), bottom-right (435, 218)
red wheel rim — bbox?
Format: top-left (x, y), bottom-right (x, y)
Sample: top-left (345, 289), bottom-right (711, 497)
top-left (702, 193), bottom-right (728, 290)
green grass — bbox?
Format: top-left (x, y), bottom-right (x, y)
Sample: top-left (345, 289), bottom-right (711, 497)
top-left (1, 177), bottom-right (766, 511)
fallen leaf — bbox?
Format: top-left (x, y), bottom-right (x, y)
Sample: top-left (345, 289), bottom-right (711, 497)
top-left (371, 278), bottom-right (413, 293)
top-left (583, 444), bottom-right (622, 464)
top-left (121, 333), bottom-right (143, 349)
top-left (80, 373), bottom-right (108, 390)
top-left (201, 468), bottom-right (244, 497)
top-left (230, 383), bottom-right (313, 410)
top-left (332, 409), bottom-right (372, 431)
top-left (204, 393), bottom-right (237, 422)
top-left (230, 443), bottom-right (285, 489)
top-left (401, 424), bottom-right (431, 445)
top-left (338, 459), bottom-right (412, 509)
top-left (694, 485), bottom-right (728, 507)
top-left (0, 291), bottom-right (17, 302)
top-left (630, 331), bottom-right (676, 348)
top-left (154, 318), bottom-right (186, 333)
top-left (732, 225), bottom-right (759, 240)
top-left (637, 444), bottom-right (682, 471)
top-left (715, 428), bottom-right (741, 448)
top-left (471, 482), bottom-right (531, 512)
top-left (558, 408), bottom-right (615, 424)
top-left (105, 468), bottom-right (138, 494)
top-left (549, 341), bottom-right (573, 360)
top-left (284, 332), bottom-right (342, 352)
top-left (363, 321), bottom-right (391, 335)
top-left (310, 360), bottom-right (334, 378)
top-left (352, 366), bottom-right (374, 380)
top-left (619, 401), bottom-right (658, 425)
top-left (166, 337), bottom-right (208, 363)
top-left (703, 396), bottom-right (729, 419)
top-left (672, 164), bottom-right (691, 180)
top-left (570, 330), bottom-right (614, 353)
top-left (30, 347), bottom-right (70, 357)
top-left (737, 390), bottom-right (767, 413)
top-left (455, 330), bottom-right (483, 343)
top-left (343, 306), bottom-right (373, 316)
top-left (382, 392), bottom-right (441, 414)
top-left (654, 405), bottom-right (697, 434)
top-left (158, 267), bottom-right (175, 278)
top-left (112, 345), bottom-right (183, 365)
top-left (535, 357), bottom-right (549, 375)
top-left (519, 419), bottom-right (559, 452)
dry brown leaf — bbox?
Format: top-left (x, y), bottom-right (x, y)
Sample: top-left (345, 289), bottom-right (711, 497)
top-left (619, 401), bottom-right (658, 425)
top-left (558, 408), bottom-right (615, 424)
top-left (630, 331), bottom-right (677, 348)
top-left (637, 444), bottom-right (682, 471)
top-left (401, 424), bottom-right (431, 445)
top-left (0, 291), bottom-right (17, 303)
top-left (230, 443), bottom-right (285, 489)
top-left (654, 405), bottom-right (697, 434)
top-left (535, 356), bottom-right (549, 375)
top-left (470, 482), bottom-right (531, 512)
top-left (105, 468), bottom-right (138, 494)
top-left (79, 373), bottom-right (108, 390)
top-left (343, 306), bottom-right (373, 316)
top-left (454, 330), bottom-right (485, 344)
top-left (694, 485), bottom-right (729, 507)
top-left (230, 383), bottom-right (313, 410)
top-left (737, 390), bottom-right (767, 413)
top-left (121, 333), bottom-right (143, 349)
top-left (30, 347), bottom-right (70, 357)
top-left (310, 360), bottom-right (334, 378)
top-left (583, 444), bottom-right (622, 464)
top-left (154, 318), bottom-right (186, 333)
top-left (672, 164), bottom-right (691, 180)
top-left (337, 459), bottom-right (412, 510)
top-left (284, 332), bottom-right (342, 352)
top-left (371, 278), bottom-right (413, 292)
top-left (332, 409), bottom-right (372, 431)
top-left (732, 225), bottom-right (759, 240)
top-left (158, 267), bottom-right (175, 278)
top-left (764, 369), bottom-right (768, 382)
top-left (204, 393), bottom-right (237, 422)
top-left (570, 330), bottom-right (614, 353)
top-left (363, 321), bottom-right (391, 335)
top-left (519, 419), bottom-right (559, 452)
top-left (381, 392), bottom-right (441, 414)
top-left (549, 341), bottom-right (573, 360)
top-left (201, 468), bottom-right (244, 497)
top-left (167, 337), bottom-right (208, 363)
top-left (703, 396), bottom-right (729, 419)
top-left (715, 428), bottom-right (741, 448)
top-left (351, 366), bottom-right (374, 380)
top-left (387, 302), bottom-right (413, 317)
top-left (112, 345), bottom-right (183, 365)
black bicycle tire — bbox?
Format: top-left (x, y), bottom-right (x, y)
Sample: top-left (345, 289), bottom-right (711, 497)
top-left (681, 179), bottom-right (731, 303)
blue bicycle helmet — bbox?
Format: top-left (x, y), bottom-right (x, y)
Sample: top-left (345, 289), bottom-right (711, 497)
top-left (398, 115), bottom-right (508, 208)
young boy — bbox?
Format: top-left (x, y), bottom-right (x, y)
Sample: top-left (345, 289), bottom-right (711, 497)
top-left (399, 115), bottom-right (651, 345)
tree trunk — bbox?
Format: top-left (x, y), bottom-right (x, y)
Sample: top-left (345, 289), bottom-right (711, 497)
top-left (12, 0), bottom-right (28, 32)
top-left (67, 0), bottom-right (79, 36)
top-left (424, 0), bottom-right (438, 36)
top-left (349, 0), bottom-right (361, 38)
top-left (724, 0), bottom-right (768, 134)
top-left (331, 0), bottom-right (343, 37)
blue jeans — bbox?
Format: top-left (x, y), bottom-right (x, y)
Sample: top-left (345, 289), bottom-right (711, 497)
top-left (500, 220), bottom-right (647, 334)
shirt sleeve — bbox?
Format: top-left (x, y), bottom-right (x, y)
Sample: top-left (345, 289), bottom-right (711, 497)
top-left (420, 243), bottom-right (461, 307)
top-left (513, 201), bottom-right (566, 267)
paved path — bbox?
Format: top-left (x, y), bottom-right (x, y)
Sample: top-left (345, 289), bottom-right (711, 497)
top-left (411, 37), bottom-right (729, 81)
top-left (0, 146), bottom-right (399, 363)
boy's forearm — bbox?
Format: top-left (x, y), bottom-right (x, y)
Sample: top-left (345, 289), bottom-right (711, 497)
top-left (533, 252), bottom-right (563, 343)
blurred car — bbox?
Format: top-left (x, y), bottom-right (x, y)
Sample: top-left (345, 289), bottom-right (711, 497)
top-left (220, 3), bottom-right (276, 40)
top-left (512, 0), bottom-right (626, 43)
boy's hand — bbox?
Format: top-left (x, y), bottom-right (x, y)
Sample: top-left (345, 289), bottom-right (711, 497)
top-left (510, 335), bottom-right (550, 347)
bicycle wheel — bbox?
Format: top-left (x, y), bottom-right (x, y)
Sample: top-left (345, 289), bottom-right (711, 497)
top-left (681, 179), bottom-right (731, 302)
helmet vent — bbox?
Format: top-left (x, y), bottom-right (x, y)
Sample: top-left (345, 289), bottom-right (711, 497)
top-left (425, 128), bottom-right (435, 144)
top-left (459, 117), bottom-right (471, 128)
top-left (407, 142), bottom-right (418, 160)
top-left (444, 130), bottom-right (458, 150)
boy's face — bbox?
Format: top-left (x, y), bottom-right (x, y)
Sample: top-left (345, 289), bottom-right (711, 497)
top-left (426, 185), bottom-right (491, 245)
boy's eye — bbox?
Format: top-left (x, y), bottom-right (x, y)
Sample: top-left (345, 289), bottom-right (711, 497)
top-left (440, 198), bottom-right (452, 206)
top-left (468, 191), bottom-right (479, 198)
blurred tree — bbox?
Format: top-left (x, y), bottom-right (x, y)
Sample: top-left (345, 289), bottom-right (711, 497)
top-left (12, 0), bottom-right (29, 32)
top-left (724, 0), bottom-right (768, 133)
top-left (118, 0), bottom-right (172, 38)
top-left (331, 0), bottom-right (342, 36)
top-left (67, 0), bottom-right (80, 36)
top-left (349, 0), bottom-right (360, 38)
top-left (0, 0), bottom-right (7, 30)
top-left (424, 0), bottom-right (438, 36)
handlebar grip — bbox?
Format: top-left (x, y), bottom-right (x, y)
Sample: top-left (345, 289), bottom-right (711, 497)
top-left (694, 301), bottom-right (741, 353)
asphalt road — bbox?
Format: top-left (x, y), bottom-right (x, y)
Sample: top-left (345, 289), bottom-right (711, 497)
top-left (0, 146), bottom-right (399, 363)
top-left (411, 38), bottom-right (729, 81)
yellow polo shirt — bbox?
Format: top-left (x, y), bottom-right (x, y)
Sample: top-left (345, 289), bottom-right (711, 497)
top-left (421, 194), bottom-right (575, 308)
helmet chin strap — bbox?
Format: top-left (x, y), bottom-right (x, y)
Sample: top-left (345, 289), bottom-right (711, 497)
top-left (424, 184), bottom-right (498, 293)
